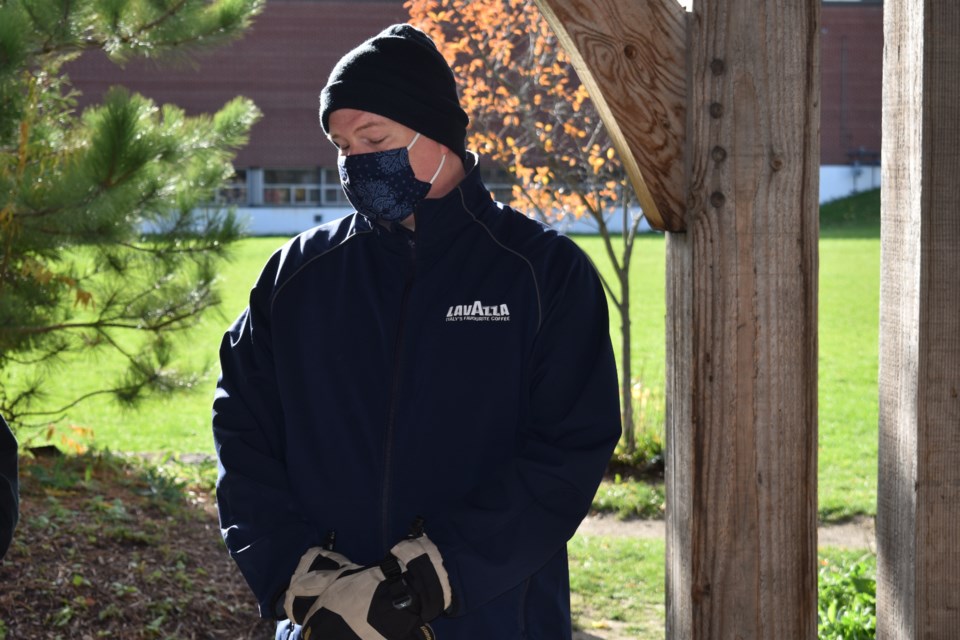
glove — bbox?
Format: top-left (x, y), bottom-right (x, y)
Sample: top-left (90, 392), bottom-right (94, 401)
top-left (283, 546), bottom-right (438, 640)
top-left (389, 534), bottom-right (453, 621)
top-left (283, 546), bottom-right (359, 626)
top-left (300, 561), bottom-right (433, 640)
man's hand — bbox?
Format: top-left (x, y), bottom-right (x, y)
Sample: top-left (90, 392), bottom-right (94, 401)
top-left (389, 534), bottom-right (453, 621)
top-left (283, 547), bottom-right (359, 625)
top-left (295, 557), bottom-right (434, 640)
top-left (282, 522), bottom-right (452, 640)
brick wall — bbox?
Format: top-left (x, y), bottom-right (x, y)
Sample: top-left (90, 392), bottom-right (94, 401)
top-left (66, 1), bottom-right (883, 172)
top-left (66, 1), bottom-right (409, 169)
top-left (820, 3), bottom-right (883, 166)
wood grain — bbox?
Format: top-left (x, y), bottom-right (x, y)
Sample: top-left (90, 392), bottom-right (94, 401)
top-left (666, 0), bottom-right (820, 637)
top-left (877, 2), bottom-right (960, 638)
top-left (535, 0), bottom-right (687, 231)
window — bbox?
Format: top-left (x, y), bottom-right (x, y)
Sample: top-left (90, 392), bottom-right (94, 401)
top-left (264, 169), bottom-right (321, 206)
top-left (215, 169), bottom-right (248, 205)
top-left (213, 167), bottom-right (353, 208)
top-left (322, 168), bottom-right (349, 206)
top-left (255, 168), bottom-right (348, 207)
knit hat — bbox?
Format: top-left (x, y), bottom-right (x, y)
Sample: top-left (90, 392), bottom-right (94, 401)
top-left (319, 24), bottom-right (469, 161)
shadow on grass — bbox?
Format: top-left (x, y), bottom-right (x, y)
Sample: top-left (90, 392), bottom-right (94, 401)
top-left (820, 188), bottom-right (880, 239)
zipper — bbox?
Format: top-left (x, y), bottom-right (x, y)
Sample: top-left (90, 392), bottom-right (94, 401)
top-left (381, 234), bottom-right (417, 550)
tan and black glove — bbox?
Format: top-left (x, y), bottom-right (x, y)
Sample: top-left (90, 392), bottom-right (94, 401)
top-left (283, 546), bottom-right (359, 626)
top-left (389, 533), bottom-right (453, 623)
top-left (282, 528), bottom-right (452, 640)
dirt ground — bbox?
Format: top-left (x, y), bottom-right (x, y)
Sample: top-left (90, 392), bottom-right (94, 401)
top-left (0, 452), bottom-right (273, 639)
top-left (576, 513), bottom-right (876, 551)
top-left (1, 453), bottom-right (873, 640)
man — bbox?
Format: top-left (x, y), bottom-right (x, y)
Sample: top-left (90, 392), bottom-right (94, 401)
top-left (213, 23), bottom-right (620, 640)
top-left (0, 414), bottom-right (19, 561)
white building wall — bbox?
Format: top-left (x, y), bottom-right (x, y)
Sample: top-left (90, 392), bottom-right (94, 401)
top-left (232, 166), bottom-right (881, 237)
top-left (820, 164), bottom-right (881, 203)
top-left (233, 206), bottom-right (354, 237)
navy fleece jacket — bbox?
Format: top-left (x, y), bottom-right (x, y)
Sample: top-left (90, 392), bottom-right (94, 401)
top-left (213, 155), bottom-right (621, 639)
top-left (0, 415), bottom-right (19, 560)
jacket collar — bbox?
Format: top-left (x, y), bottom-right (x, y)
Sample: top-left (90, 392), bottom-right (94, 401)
top-left (370, 152), bottom-right (493, 262)
top-left (415, 152), bottom-right (489, 229)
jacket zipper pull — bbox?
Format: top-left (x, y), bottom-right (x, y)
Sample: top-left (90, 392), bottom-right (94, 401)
top-left (322, 529), bottom-right (336, 551)
top-left (407, 515), bottom-right (425, 539)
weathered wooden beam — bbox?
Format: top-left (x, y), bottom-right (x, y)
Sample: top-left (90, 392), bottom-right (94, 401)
top-left (877, 2), bottom-right (960, 638)
top-left (666, 0), bottom-right (819, 637)
top-left (534, 0), bottom-right (687, 232)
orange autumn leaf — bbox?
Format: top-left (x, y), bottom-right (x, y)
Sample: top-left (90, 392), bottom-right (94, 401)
top-left (405, 0), bottom-right (633, 225)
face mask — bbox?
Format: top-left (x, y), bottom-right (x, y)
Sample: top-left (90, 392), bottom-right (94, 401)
top-left (338, 133), bottom-right (446, 223)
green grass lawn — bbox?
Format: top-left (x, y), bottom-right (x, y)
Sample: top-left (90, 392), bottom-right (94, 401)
top-left (574, 233), bottom-right (667, 443)
top-left (580, 189), bottom-right (882, 523)
top-left (15, 190), bottom-right (881, 523)
top-left (11, 238), bottom-right (280, 454)
top-left (818, 236), bottom-right (879, 519)
top-left (817, 190), bottom-right (881, 519)
top-left (570, 534), bottom-right (666, 638)
top-left (569, 535), bottom-right (876, 640)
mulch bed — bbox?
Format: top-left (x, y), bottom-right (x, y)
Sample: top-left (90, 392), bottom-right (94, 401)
top-left (0, 451), bottom-right (275, 639)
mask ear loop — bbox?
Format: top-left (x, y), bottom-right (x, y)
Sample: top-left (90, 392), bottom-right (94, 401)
top-left (428, 153), bottom-right (446, 184)
top-left (408, 132), bottom-right (446, 184)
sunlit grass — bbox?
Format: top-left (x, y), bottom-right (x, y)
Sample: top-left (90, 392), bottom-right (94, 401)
top-left (16, 191), bottom-right (881, 524)
top-left (817, 236), bottom-right (879, 520)
top-left (569, 533), bottom-right (666, 639)
top-left (568, 533), bottom-right (877, 639)
top-left (12, 238), bottom-right (280, 454)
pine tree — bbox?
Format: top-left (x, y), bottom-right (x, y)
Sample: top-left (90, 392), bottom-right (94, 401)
top-left (0, 0), bottom-right (263, 429)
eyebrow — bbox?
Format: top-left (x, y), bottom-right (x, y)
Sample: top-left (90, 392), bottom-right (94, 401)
top-left (330, 118), bottom-right (388, 143)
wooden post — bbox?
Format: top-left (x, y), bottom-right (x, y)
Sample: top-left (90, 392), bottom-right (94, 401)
top-left (665, 0), bottom-right (819, 637)
top-left (877, 2), bottom-right (960, 638)
top-left (538, 0), bottom-right (820, 635)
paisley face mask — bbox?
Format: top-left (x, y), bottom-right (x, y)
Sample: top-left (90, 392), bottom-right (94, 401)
top-left (337, 133), bottom-right (446, 223)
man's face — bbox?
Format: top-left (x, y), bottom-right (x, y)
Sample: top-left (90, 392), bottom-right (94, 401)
top-left (327, 109), bottom-right (446, 189)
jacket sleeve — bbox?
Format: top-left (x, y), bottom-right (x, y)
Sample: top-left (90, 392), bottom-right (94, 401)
top-left (0, 414), bottom-right (19, 561)
top-left (212, 253), bottom-right (318, 618)
top-left (426, 242), bottom-right (622, 615)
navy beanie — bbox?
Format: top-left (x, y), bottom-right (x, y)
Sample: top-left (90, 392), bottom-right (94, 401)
top-left (320, 24), bottom-right (469, 161)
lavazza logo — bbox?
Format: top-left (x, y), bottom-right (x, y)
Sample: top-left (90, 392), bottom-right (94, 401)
top-left (446, 300), bottom-right (511, 322)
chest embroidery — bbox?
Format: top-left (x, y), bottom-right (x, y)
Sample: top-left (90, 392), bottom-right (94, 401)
top-left (445, 300), bottom-right (511, 322)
